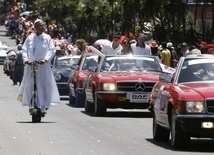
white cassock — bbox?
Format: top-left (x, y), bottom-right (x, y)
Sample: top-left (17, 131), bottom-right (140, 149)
top-left (18, 33), bottom-right (60, 109)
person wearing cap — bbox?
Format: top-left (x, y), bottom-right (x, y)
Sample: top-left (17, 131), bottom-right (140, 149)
top-left (180, 42), bottom-right (190, 56)
top-left (18, 18), bottom-right (60, 114)
top-left (7, 49), bottom-right (17, 85)
top-left (12, 44), bottom-right (24, 86)
top-left (149, 41), bottom-right (160, 57)
top-left (131, 32), bottom-right (152, 56)
top-left (167, 42), bottom-right (178, 68)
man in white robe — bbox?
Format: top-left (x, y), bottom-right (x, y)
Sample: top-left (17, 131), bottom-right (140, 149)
top-left (18, 19), bottom-right (60, 114)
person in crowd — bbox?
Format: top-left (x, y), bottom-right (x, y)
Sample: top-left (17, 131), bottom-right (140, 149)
top-left (189, 44), bottom-right (201, 55)
top-left (167, 42), bottom-right (178, 68)
top-left (121, 37), bottom-right (133, 55)
top-left (160, 42), bottom-right (171, 67)
top-left (131, 32), bottom-right (151, 55)
top-left (208, 44), bottom-right (214, 55)
top-left (12, 44), bottom-right (24, 86)
top-left (18, 19), bottom-right (60, 114)
top-left (55, 45), bottom-right (63, 56)
top-left (180, 42), bottom-right (190, 56)
top-left (199, 41), bottom-right (209, 54)
top-left (101, 32), bottom-right (123, 55)
top-left (6, 49), bottom-right (17, 85)
top-left (149, 41), bottom-right (160, 57)
top-left (74, 39), bottom-right (88, 55)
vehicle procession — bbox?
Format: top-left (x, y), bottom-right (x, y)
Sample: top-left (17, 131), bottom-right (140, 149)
top-left (2, 0), bottom-right (214, 153)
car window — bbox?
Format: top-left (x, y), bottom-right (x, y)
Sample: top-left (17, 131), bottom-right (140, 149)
top-left (69, 58), bottom-right (79, 65)
top-left (177, 58), bottom-right (214, 83)
top-left (81, 55), bottom-right (98, 70)
top-left (100, 56), bottom-right (162, 72)
top-left (54, 57), bottom-right (79, 67)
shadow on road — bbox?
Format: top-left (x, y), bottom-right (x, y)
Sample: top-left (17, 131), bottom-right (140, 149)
top-left (81, 110), bottom-right (152, 118)
top-left (60, 96), bottom-right (69, 101)
top-left (146, 138), bottom-right (214, 152)
top-left (16, 121), bottom-right (57, 123)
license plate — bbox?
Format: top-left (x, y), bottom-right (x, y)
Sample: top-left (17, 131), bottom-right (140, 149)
top-left (130, 93), bottom-right (149, 103)
top-left (118, 97), bottom-right (126, 101)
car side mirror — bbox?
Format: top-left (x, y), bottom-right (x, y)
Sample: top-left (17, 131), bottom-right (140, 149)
top-left (159, 73), bottom-right (172, 83)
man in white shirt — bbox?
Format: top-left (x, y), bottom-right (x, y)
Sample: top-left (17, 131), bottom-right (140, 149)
top-left (101, 32), bottom-right (122, 55)
top-left (181, 42), bottom-right (190, 56)
top-left (131, 32), bottom-right (151, 55)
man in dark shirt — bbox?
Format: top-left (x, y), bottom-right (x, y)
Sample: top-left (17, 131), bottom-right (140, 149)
top-left (12, 44), bottom-right (24, 86)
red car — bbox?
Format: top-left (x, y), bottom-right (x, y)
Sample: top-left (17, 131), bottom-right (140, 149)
top-left (150, 54), bottom-right (214, 149)
top-left (68, 46), bottom-right (104, 107)
top-left (84, 55), bottom-right (166, 116)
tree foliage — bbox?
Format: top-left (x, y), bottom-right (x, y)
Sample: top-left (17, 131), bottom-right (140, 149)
top-left (28, 0), bottom-right (214, 45)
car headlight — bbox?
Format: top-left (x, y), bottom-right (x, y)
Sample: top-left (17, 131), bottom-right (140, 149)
top-left (186, 101), bottom-right (205, 113)
top-left (103, 83), bottom-right (117, 91)
top-left (54, 72), bottom-right (62, 81)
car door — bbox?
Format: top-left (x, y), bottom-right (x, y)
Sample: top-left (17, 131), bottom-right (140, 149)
top-left (153, 81), bottom-right (171, 126)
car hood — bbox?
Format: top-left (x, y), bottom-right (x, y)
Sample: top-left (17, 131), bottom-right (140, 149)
top-left (0, 50), bottom-right (7, 56)
top-left (177, 83), bottom-right (214, 99)
top-left (99, 71), bottom-right (160, 82)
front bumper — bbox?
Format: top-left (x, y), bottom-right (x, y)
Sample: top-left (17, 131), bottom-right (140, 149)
top-left (175, 114), bottom-right (214, 138)
top-left (95, 91), bottom-right (151, 109)
top-left (57, 82), bottom-right (69, 96)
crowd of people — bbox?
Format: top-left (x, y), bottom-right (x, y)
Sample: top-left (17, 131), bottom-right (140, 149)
top-left (3, 1), bottom-right (214, 83)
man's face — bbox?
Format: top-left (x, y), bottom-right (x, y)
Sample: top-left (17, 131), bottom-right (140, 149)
top-left (181, 46), bottom-right (188, 51)
top-left (137, 34), bottom-right (146, 43)
top-left (34, 21), bottom-right (45, 33)
top-left (113, 35), bottom-right (121, 42)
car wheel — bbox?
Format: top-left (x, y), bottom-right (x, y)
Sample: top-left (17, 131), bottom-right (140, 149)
top-left (85, 98), bottom-right (94, 113)
top-left (153, 113), bottom-right (170, 142)
top-left (69, 92), bottom-right (75, 105)
top-left (94, 95), bottom-right (106, 116)
top-left (171, 109), bottom-right (190, 149)
top-left (75, 90), bottom-right (85, 107)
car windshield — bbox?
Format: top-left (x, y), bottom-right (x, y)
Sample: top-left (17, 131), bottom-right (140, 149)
top-left (55, 57), bottom-right (79, 67)
top-left (100, 55), bottom-right (162, 72)
top-left (81, 55), bottom-right (98, 70)
top-left (177, 58), bottom-right (214, 83)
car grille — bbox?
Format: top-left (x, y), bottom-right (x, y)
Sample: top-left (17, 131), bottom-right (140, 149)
top-left (206, 99), bottom-right (214, 113)
top-left (117, 81), bottom-right (156, 92)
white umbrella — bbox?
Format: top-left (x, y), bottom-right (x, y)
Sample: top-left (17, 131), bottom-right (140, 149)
top-left (94, 39), bottom-right (111, 46)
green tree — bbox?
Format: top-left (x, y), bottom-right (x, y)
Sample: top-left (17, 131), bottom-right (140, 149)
top-left (28, 0), bottom-right (213, 44)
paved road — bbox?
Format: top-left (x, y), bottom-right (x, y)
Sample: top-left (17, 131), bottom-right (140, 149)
top-left (0, 26), bottom-right (214, 155)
